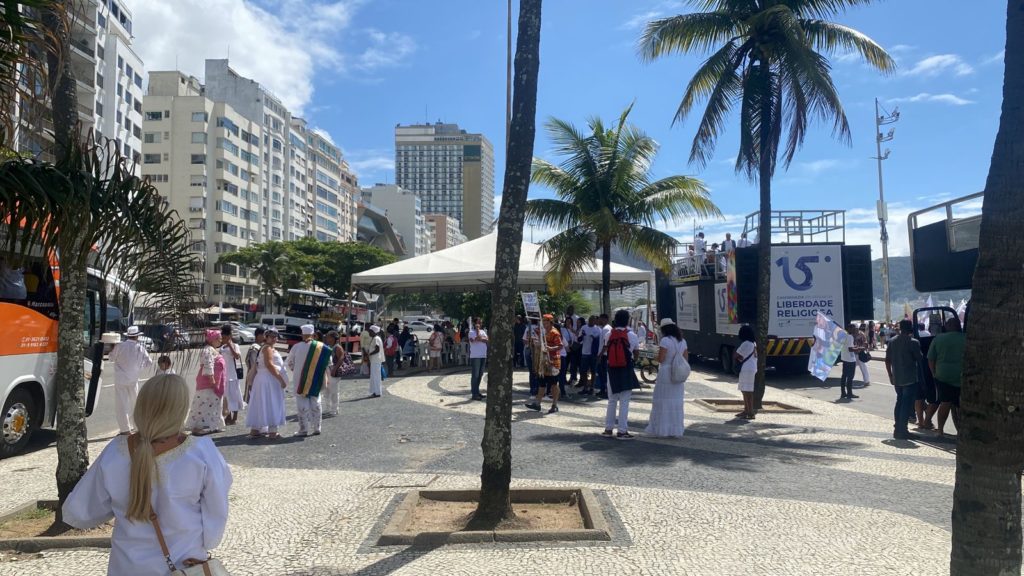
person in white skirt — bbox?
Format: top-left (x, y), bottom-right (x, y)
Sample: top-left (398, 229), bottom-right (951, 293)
top-left (246, 330), bottom-right (288, 439)
top-left (220, 324), bottom-right (245, 425)
top-left (733, 325), bottom-right (758, 419)
top-left (323, 330), bottom-right (344, 417)
top-left (367, 325), bottom-right (384, 398)
top-left (644, 318), bottom-right (688, 438)
top-left (189, 330), bottom-right (226, 436)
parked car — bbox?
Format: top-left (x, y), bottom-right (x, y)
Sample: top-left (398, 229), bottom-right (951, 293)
top-left (406, 321), bottom-right (434, 333)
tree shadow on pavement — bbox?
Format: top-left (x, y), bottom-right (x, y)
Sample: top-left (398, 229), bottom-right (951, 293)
top-left (290, 544), bottom-right (442, 576)
top-left (212, 433), bottom-right (306, 447)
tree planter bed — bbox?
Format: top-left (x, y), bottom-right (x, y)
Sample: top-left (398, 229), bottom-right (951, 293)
top-left (376, 488), bottom-right (611, 546)
top-left (0, 501), bottom-right (112, 552)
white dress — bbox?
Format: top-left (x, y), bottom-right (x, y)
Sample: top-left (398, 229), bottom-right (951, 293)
top-left (62, 436), bottom-right (232, 576)
top-left (645, 336), bottom-right (687, 438)
top-left (245, 348), bottom-right (287, 430)
top-left (222, 342), bottom-right (245, 412)
top-left (737, 340), bottom-right (757, 392)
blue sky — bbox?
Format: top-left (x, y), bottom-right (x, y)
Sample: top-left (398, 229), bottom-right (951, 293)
top-left (134, 0), bottom-right (1007, 257)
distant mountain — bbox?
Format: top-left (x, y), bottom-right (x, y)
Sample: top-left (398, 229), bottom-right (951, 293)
top-left (870, 256), bottom-right (971, 309)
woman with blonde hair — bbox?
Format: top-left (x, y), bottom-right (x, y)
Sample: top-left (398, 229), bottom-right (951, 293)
top-left (63, 374), bottom-right (232, 575)
top-left (190, 329), bottom-right (227, 435)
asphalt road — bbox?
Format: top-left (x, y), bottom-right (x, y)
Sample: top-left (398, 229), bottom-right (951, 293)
top-left (18, 345), bottom-right (958, 457)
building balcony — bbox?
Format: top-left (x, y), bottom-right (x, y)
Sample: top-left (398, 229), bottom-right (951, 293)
top-left (69, 37), bottom-right (96, 60)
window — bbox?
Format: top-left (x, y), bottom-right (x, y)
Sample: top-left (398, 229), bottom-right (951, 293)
top-left (117, 55), bottom-right (123, 69)
top-left (216, 117), bottom-right (239, 136)
top-left (134, 73), bottom-right (142, 88)
top-left (216, 137), bottom-right (239, 155)
top-left (116, 110), bottom-right (122, 124)
top-left (143, 154), bottom-right (161, 164)
top-left (191, 112), bottom-right (208, 122)
top-left (125, 64), bottom-right (133, 78)
top-left (134, 101), bottom-right (142, 114)
top-left (96, 72), bottom-right (104, 88)
top-left (145, 111), bottom-right (162, 121)
top-left (190, 175), bottom-right (206, 187)
top-left (143, 132), bottom-right (160, 144)
top-left (97, 44), bottom-right (104, 60)
top-left (125, 91), bottom-right (132, 105)
top-left (132, 126), bottom-right (140, 139)
top-left (190, 154), bottom-right (205, 164)
top-left (239, 150), bottom-right (259, 166)
top-left (191, 132), bottom-right (207, 144)
top-left (116, 84), bottom-right (122, 97)
top-left (123, 142), bottom-right (131, 157)
top-left (95, 101), bottom-right (103, 117)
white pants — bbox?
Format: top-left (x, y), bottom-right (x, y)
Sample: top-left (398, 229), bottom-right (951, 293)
top-left (114, 383), bottom-right (138, 434)
top-left (604, 385), bottom-right (632, 433)
top-left (296, 395), bottom-right (322, 434)
top-left (856, 358), bottom-right (870, 383)
top-left (369, 358), bottom-right (383, 396)
top-left (323, 377), bottom-right (340, 415)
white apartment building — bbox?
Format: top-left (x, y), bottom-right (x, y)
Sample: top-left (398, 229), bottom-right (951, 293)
top-left (395, 122), bottom-right (495, 240)
top-left (297, 120), bottom-right (359, 242)
top-left (424, 213), bottom-right (466, 252)
top-left (361, 184), bottom-right (431, 258)
top-left (19, 0), bottom-right (143, 171)
top-left (142, 71), bottom-right (263, 304)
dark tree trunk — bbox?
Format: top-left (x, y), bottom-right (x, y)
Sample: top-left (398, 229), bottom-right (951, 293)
top-left (950, 1), bottom-right (1024, 573)
top-left (601, 241), bottom-right (611, 314)
top-left (753, 62), bottom-right (773, 411)
top-left (43, 0), bottom-right (87, 524)
top-left (468, 0), bottom-right (542, 530)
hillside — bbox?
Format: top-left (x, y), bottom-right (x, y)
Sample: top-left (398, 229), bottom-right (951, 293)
top-left (870, 256), bottom-right (971, 308)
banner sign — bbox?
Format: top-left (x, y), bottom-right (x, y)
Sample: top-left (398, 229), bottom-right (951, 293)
top-left (769, 245), bottom-right (844, 337)
top-left (714, 282), bottom-right (741, 336)
top-left (808, 312), bottom-right (847, 381)
top-left (521, 292), bottom-right (541, 318)
top-left (726, 249), bottom-right (738, 322)
top-left (675, 286), bottom-right (700, 330)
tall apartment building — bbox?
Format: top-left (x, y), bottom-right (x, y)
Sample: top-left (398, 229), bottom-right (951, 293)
top-left (296, 119), bottom-right (360, 242)
top-left (394, 122), bottom-right (495, 240)
top-left (142, 71), bottom-right (263, 303)
top-left (361, 184), bottom-right (431, 258)
top-left (18, 0), bottom-right (144, 172)
top-left (424, 213), bottom-right (466, 252)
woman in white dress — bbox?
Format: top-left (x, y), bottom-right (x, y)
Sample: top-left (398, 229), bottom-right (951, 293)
top-left (246, 329), bottom-right (288, 439)
top-left (644, 319), bottom-right (688, 438)
top-left (62, 374), bottom-right (232, 576)
top-left (733, 324), bottom-right (758, 419)
top-left (189, 330), bottom-right (226, 435)
top-left (220, 324), bottom-right (245, 425)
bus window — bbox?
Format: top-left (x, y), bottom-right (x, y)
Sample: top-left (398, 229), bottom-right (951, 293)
top-left (0, 256), bottom-right (59, 319)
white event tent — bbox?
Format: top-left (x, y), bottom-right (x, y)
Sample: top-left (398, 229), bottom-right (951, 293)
top-left (350, 232), bottom-right (653, 295)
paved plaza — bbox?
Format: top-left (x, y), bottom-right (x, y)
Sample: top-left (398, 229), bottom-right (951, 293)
top-left (0, 365), bottom-right (984, 575)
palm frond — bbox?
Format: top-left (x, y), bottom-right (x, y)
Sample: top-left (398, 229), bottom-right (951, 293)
top-left (628, 176), bottom-right (721, 225)
top-left (524, 198), bottom-right (581, 231)
top-left (800, 19), bottom-right (894, 72)
top-left (686, 44), bottom-right (746, 167)
top-left (615, 224), bottom-right (679, 272)
top-left (544, 117), bottom-right (600, 189)
top-left (638, 12), bottom-right (743, 61)
top-left (537, 228), bottom-right (597, 294)
top-left (781, 0), bottom-right (876, 19)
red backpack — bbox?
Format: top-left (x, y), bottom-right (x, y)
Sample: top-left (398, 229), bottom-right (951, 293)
top-left (607, 329), bottom-right (631, 368)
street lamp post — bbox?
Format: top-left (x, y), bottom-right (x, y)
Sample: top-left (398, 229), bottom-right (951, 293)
top-left (873, 98), bottom-right (899, 322)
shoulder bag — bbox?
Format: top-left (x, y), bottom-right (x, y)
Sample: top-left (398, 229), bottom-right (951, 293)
top-left (151, 513), bottom-right (231, 576)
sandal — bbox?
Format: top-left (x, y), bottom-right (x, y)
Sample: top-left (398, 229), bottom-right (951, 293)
top-left (266, 433), bottom-right (281, 440)
top-left (247, 432), bottom-right (262, 439)
top-left (600, 430), bottom-right (614, 437)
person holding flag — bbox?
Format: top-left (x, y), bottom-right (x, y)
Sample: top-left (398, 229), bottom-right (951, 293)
top-left (286, 324), bottom-right (333, 437)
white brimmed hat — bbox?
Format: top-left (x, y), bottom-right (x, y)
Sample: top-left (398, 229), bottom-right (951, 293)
top-left (658, 318), bottom-right (676, 328)
top-left (126, 326), bottom-right (141, 337)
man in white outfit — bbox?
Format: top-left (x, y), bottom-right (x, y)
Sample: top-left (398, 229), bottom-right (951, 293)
top-left (107, 326), bottom-right (152, 434)
top-left (286, 324), bottom-right (327, 436)
top-left (368, 325), bottom-right (384, 398)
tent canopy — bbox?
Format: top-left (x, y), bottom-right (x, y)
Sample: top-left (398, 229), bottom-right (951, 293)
top-left (350, 232), bottom-right (653, 294)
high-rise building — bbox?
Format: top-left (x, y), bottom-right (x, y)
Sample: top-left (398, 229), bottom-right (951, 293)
top-left (142, 71), bottom-right (263, 304)
top-left (361, 184), bottom-right (431, 258)
top-left (17, 0), bottom-right (144, 171)
top-left (394, 122), bottom-right (494, 240)
top-left (299, 121), bottom-right (359, 242)
top-left (424, 213), bottom-right (466, 252)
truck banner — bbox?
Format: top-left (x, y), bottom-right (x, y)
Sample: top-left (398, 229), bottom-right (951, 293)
top-left (675, 285), bottom-right (700, 330)
top-left (808, 312), bottom-right (847, 381)
top-left (769, 245), bottom-right (844, 337)
top-left (714, 282), bottom-right (741, 336)
top-left (726, 249), bottom-right (738, 322)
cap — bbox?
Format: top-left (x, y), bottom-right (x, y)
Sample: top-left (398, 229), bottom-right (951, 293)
top-left (542, 314), bottom-right (554, 321)
top-left (369, 325), bottom-right (380, 333)
top-left (301, 324), bottom-right (315, 335)
top-left (659, 318), bottom-right (676, 328)
top-left (126, 326), bottom-right (141, 337)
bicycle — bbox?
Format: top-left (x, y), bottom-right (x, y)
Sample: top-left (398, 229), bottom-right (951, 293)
top-left (637, 346), bottom-right (659, 384)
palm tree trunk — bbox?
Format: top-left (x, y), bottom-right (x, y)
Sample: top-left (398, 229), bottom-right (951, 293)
top-left (468, 0), bottom-right (542, 530)
top-left (53, 251), bottom-right (89, 519)
top-left (42, 1), bottom-right (78, 163)
top-left (753, 63), bottom-right (772, 411)
top-left (950, 2), bottom-right (1024, 573)
top-left (601, 242), bottom-right (612, 314)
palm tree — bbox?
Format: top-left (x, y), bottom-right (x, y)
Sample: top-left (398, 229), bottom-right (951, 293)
top-left (639, 0), bottom-right (893, 407)
top-left (0, 1), bottom-right (65, 149)
top-left (219, 241), bottom-right (296, 313)
top-left (951, 2), bottom-right (1024, 573)
top-left (0, 137), bottom-right (201, 520)
top-left (467, 0), bottom-right (542, 530)
top-left (525, 105), bottom-right (719, 314)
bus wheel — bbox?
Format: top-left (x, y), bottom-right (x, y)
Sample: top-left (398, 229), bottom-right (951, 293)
top-left (720, 346), bottom-right (734, 374)
top-left (1, 388), bottom-right (36, 459)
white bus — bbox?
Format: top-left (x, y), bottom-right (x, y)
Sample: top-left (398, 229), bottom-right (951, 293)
top-left (0, 249), bottom-right (127, 458)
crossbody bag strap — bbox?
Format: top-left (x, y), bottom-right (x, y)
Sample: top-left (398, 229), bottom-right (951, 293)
top-left (150, 513), bottom-right (178, 573)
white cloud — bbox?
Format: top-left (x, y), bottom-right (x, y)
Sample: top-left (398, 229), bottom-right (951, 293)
top-left (798, 159), bottom-right (844, 175)
top-left (355, 29), bottom-right (418, 71)
top-left (889, 44), bottom-right (915, 53)
top-left (346, 149), bottom-right (395, 180)
top-left (622, 10), bottom-right (662, 31)
top-left (902, 54), bottom-right (974, 78)
top-left (889, 92), bottom-right (974, 106)
top-left (982, 50), bottom-right (1005, 66)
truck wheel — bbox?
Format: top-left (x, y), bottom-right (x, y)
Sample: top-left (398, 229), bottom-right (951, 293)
top-left (1, 388), bottom-right (36, 459)
top-left (720, 346), bottom-right (734, 374)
